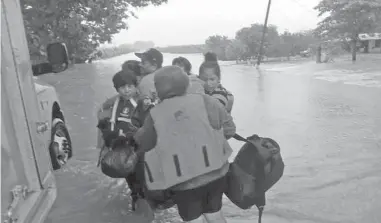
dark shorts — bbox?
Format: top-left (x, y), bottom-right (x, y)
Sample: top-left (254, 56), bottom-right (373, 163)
top-left (172, 175), bottom-right (227, 221)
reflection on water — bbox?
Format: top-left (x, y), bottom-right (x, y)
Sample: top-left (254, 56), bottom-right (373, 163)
top-left (43, 53), bottom-right (381, 223)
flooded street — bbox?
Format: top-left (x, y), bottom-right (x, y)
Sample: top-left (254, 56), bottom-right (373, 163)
top-left (42, 53), bottom-right (381, 223)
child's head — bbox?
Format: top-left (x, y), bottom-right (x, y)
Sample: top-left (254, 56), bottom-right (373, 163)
top-left (154, 66), bottom-right (189, 101)
top-left (112, 70), bottom-right (138, 100)
top-left (199, 52), bottom-right (221, 92)
top-left (122, 60), bottom-right (142, 77)
top-left (172, 57), bottom-right (192, 75)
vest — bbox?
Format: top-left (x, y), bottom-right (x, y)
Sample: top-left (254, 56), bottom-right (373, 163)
top-left (144, 94), bottom-right (232, 190)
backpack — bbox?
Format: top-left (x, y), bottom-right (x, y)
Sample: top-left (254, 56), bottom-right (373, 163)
top-left (225, 134), bottom-right (284, 223)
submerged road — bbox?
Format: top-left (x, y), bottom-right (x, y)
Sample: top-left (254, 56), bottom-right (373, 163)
top-left (42, 53), bottom-right (381, 223)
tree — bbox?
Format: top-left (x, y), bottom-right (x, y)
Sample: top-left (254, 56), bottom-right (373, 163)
top-left (224, 39), bottom-right (249, 60)
top-left (22, 0), bottom-right (167, 63)
top-left (205, 35), bottom-right (232, 60)
top-left (235, 23), bottom-right (279, 58)
top-left (314, 0), bottom-right (381, 61)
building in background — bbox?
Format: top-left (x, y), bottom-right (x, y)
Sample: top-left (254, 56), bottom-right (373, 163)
top-left (359, 33), bottom-right (381, 53)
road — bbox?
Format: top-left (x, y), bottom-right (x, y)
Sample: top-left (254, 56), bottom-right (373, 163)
top-left (42, 53), bottom-right (381, 223)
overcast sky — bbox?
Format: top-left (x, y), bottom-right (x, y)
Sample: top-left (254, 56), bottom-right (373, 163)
top-left (110, 0), bottom-right (321, 47)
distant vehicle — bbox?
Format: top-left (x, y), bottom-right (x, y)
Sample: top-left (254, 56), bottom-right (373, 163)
top-left (2, 0), bottom-right (73, 222)
top-left (299, 48), bottom-right (311, 57)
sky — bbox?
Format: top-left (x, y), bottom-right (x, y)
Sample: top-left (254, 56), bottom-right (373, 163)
top-left (110, 0), bottom-right (322, 47)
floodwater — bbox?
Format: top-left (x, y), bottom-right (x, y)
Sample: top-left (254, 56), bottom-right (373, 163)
top-left (42, 53), bottom-right (381, 223)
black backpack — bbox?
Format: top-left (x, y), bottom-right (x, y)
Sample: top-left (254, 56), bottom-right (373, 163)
top-left (225, 134), bottom-right (285, 223)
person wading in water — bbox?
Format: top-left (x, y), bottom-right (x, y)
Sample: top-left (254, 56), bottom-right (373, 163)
top-left (134, 65), bottom-right (236, 223)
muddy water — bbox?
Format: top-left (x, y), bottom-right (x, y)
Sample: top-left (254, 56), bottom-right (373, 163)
top-left (43, 53), bottom-right (381, 223)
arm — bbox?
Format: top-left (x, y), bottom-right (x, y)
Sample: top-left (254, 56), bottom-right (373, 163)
top-left (97, 95), bottom-right (118, 120)
top-left (96, 97), bottom-right (117, 148)
top-left (131, 98), bottom-right (155, 127)
top-left (203, 95), bottom-right (236, 139)
top-left (217, 100), bottom-right (236, 139)
top-left (133, 113), bottom-right (157, 153)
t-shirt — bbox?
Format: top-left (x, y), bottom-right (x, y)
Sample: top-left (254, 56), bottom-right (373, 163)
top-left (137, 71), bottom-right (158, 102)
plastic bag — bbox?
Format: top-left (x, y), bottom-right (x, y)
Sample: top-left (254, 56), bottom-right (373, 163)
top-left (99, 138), bottom-right (138, 178)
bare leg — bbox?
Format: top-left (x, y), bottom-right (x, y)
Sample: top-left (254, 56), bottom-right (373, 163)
top-left (203, 211), bottom-right (227, 223)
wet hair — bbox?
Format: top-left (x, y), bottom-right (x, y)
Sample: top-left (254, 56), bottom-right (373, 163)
top-left (204, 52), bottom-right (218, 62)
top-left (172, 57), bottom-right (192, 75)
top-left (122, 60), bottom-right (141, 76)
top-left (112, 70), bottom-right (138, 90)
top-left (199, 52), bottom-right (221, 79)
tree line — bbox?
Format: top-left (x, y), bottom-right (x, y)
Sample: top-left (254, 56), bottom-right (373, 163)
top-left (204, 0), bottom-right (381, 61)
top-left (23, 0), bottom-right (166, 64)
top-left (97, 41), bottom-right (155, 60)
top-left (24, 0), bottom-right (381, 63)
top-left (204, 25), bottom-right (319, 61)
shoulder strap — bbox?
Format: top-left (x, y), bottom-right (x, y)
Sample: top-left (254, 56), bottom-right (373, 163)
top-left (110, 97), bottom-right (120, 131)
top-left (129, 98), bottom-right (138, 108)
top-left (232, 133), bottom-right (249, 143)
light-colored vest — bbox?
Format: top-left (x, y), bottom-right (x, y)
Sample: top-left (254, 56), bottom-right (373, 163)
top-left (144, 94), bottom-right (232, 190)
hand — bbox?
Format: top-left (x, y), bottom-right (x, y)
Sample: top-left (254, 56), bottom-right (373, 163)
top-left (97, 118), bottom-right (110, 130)
top-left (98, 109), bottom-right (111, 120)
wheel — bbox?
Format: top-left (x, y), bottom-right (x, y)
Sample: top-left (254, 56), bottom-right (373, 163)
top-left (49, 120), bottom-right (72, 170)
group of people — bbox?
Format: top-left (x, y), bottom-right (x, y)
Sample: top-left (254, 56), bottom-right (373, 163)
top-left (96, 48), bottom-right (236, 223)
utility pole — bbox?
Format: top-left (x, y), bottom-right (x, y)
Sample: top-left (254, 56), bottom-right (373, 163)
top-left (257, 0), bottom-right (272, 66)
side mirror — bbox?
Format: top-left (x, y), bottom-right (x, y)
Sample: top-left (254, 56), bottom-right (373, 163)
top-left (32, 42), bottom-right (69, 76)
top-left (47, 42), bottom-right (69, 73)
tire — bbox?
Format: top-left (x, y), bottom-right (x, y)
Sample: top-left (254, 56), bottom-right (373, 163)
top-left (49, 120), bottom-right (72, 170)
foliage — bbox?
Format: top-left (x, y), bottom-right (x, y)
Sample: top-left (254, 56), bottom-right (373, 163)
top-left (97, 44), bottom-right (134, 60)
top-left (225, 40), bottom-right (249, 60)
top-left (314, 0), bottom-right (381, 39)
top-left (314, 0), bottom-right (381, 60)
top-left (22, 0), bottom-right (167, 64)
top-left (158, 44), bottom-right (205, 54)
top-left (235, 23), bottom-right (279, 58)
top-left (205, 35), bottom-right (232, 60)
top-left (203, 24), bottom-right (319, 61)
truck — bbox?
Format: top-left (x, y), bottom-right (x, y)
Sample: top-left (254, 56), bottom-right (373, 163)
top-left (1, 0), bottom-right (73, 222)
